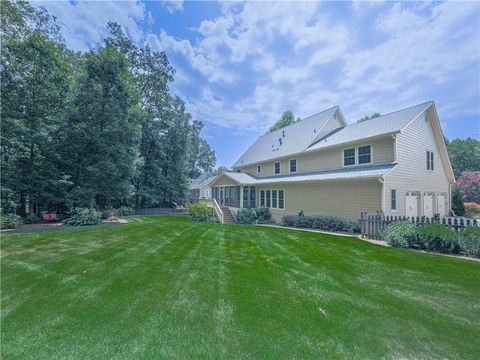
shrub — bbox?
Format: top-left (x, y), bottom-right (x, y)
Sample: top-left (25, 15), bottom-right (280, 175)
top-left (415, 224), bottom-right (460, 253)
top-left (64, 208), bottom-right (102, 226)
top-left (25, 213), bottom-right (41, 224)
top-left (255, 207), bottom-right (272, 224)
top-left (282, 215), bottom-right (298, 227)
top-left (456, 173), bottom-right (480, 203)
top-left (451, 187), bottom-right (465, 216)
top-left (0, 212), bottom-right (23, 229)
top-left (464, 202), bottom-right (480, 219)
top-left (102, 209), bottom-right (115, 219)
top-left (384, 222), bottom-right (416, 248)
top-left (116, 206), bottom-right (134, 216)
top-left (235, 207), bottom-right (272, 224)
top-left (187, 203), bottom-right (213, 222)
top-left (457, 226), bottom-right (480, 257)
top-left (281, 213), bottom-right (361, 233)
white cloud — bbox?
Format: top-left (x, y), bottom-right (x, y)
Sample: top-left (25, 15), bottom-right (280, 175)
top-left (161, 0), bottom-right (184, 14)
top-left (36, 1), bottom-right (147, 51)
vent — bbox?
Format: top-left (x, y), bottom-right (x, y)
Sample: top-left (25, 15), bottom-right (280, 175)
top-left (279, 138), bottom-right (282, 146)
top-left (282, 130), bottom-right (285, 138)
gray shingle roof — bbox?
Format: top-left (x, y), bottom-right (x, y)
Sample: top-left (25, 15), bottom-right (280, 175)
top-left (212, 164), bottom-right (396, 186)
top-left (232, 106), bottom-right (339, 168)
top-left (232, 102), bottom-right (433, 167)
top-left (189, 174), bottom-right (215, 190)
top-left (306, 101), bottom-right (432, 152)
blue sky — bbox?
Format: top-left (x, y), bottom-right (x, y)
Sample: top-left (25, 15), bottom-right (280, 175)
top-left (37, 1), bottom-right (480, 167)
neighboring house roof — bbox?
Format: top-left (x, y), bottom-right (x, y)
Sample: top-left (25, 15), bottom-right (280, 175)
top-left (210, 164), bottom-right (396, 186)
top-left (306, 101), bottom-right (433, 152)
top-left (232, 106), bottom-right (342, 168)
top-left (233, 101), bottom-right (433, 167)
top-left (189, 174), bottom-right (215, 190)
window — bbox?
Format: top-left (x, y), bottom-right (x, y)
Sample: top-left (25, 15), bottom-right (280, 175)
top-left (236, 169), bottom-right (241, 173)
top-left (278, 190), bottom-right (284, 209)
top-left (272, 190), bottom-right (278, 208)
top-left (260, 189), bottom-right (284, 209)
top-left (358, 145), bottom-right (371, 164)
top-left (391, 189), bottom-right (397, 211)
top-left (343, 148), bottom-right (355, 166)
top-left (274, 161), bottom-right (281, 174)
top-left (257, 165), bottom-right (261, 173)
top-left (289, 159), bottom-right (297, 173)
top-left (427, 150), bottom-right (434, 170)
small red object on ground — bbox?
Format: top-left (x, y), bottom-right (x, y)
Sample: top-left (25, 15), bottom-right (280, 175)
top-left (42, 213), bottom-right (57, 221)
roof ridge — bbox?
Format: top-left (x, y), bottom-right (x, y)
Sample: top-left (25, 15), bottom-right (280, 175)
top-left (258, 105), bottom-right (339, 139)
top-left (345, 101), bottom-right (433, 127)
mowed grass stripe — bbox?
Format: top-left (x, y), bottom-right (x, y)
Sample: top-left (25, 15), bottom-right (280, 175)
top-left (1, 216), bottom-right (479, 359)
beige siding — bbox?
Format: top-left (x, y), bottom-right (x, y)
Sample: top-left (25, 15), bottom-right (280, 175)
top-left (384, 108), bottom-right (451, 216)
top-left (258, 179), bottom-right (382, 222)
top-left (236, 136), bottom-right (395, 177)
top-left (211, 174), bottom-right (238, 187)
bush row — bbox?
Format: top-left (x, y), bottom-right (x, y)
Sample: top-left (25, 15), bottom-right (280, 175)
top-left (235, 208), bottom-right (272, 224)
top-left (281, 212), bottom-right (361, 233)
top-left (187, 203), bottom-right (217, 222)
top-left (384, 222), bottom-right (480, 257)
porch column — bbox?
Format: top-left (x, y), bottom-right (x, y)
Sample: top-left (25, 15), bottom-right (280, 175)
top-left (240, 186), bottom-right (244, 208)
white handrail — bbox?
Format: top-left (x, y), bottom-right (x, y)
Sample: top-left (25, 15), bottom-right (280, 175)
top-left (213, 198), bottom-right (224, 223)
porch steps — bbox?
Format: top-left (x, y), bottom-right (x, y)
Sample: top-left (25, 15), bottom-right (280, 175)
top-left (220, 206), bottom-right (235, 224)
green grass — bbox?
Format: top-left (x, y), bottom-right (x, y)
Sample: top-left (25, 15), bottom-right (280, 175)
top-left (2, 216), bottom-right (479, 359)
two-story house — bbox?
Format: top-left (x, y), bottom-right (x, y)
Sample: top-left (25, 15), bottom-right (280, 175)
top-left (209, 102), bottom-right (455, 222)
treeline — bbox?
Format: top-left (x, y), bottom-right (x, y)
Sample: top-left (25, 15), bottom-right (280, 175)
top-left (1, 0), bottom-right (215, 216)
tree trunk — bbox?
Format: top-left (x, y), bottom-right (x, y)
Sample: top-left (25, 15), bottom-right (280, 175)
top-left (89, 197), bottom-right (95, 215)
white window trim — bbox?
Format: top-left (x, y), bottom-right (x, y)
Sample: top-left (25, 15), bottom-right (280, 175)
top-left (342, 144), bottom-right (373, 167)
top-left (342, 147), bottom-right (356, 167)
top-left (390, 188), bottom-right (397, 212)
top-left (273, 161), bottom-right (281, 175)
top-left (259, 188), bottom-right (285, 210)
top-left (289, 158), bottom-right (297, 173)
top-left (426, 149), bottom-right (434, 171)
top-left (358, 144), bottom-right (373, 165)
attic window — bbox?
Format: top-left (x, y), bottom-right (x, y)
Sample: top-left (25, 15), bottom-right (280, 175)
top-left (425, 112), bottom-right (430, 123)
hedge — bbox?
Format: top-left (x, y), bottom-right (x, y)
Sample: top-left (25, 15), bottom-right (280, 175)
top-left (281, 213), bottom-right (361, 233)
top-left (235, 207), bottom-right (272, 224)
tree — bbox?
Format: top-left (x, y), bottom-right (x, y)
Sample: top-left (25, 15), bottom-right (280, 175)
top-left (60, 44), bottom-right (142, 212)
top-left (455, 173), bottom-right (480, 203)
top-left (357, 112), bottom-right (381, 123)
top-left (446, 138), bottom-right (480, 178)
top-left (211, 166), bottom-right (229, 176)
top-left (1, 0), bottom-right (71, 215)
top-left (186, 120), bottom-right (216, 179)
top-left (269, 110), bottom-right (297, 133)
top-left (451, 187), bottom-right (465, 216)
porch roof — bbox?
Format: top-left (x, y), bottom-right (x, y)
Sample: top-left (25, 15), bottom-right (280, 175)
top-left (210, 163), bottom-right (396, 186)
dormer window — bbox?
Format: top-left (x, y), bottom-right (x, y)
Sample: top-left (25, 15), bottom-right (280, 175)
top-left (274, 161), bottom-right (281, 175)
top-left (343, 148), bottom-right (355, 166)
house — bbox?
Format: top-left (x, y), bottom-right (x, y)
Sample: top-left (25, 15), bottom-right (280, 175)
top-left (189, 174), bottom-right (215, 203)
top-left (209, 102), bottom-right (455, 223)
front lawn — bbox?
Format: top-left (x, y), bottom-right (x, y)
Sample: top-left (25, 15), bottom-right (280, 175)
top-left (1, 216), bottom-right (479, 359)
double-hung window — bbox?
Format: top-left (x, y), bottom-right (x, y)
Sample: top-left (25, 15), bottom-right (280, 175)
top-left (391, 189), bottom-right (397, 211)
top-left (358, 145), bottom-right (371, 164)
top-left (343, 148), bottom-right (355, 166)
top-left (289, 159), bottom-right (297, 173)
top-left (274, 161), bottom-right (281, 175)
top-left (427, 150), bottom-right (434, 170)
top-left (260, 190), bottom-right (265, 207)
top-left (266, 190), bottom-right (271, 208)
top-left (278, 190), bottom-right (284, 209)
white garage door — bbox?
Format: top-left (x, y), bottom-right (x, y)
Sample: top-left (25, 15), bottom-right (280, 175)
top-left (437, 194), bottom-right (446, 216)
top-left (423, 193), bottom-right (433, 217)
top-left (405, 193), bottom-right (418, 218)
